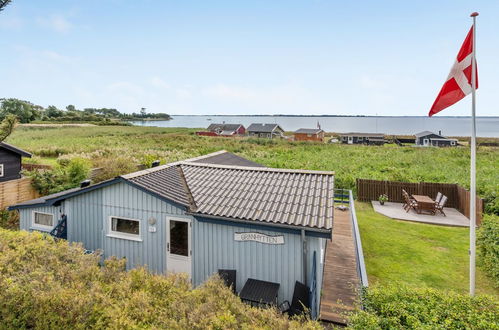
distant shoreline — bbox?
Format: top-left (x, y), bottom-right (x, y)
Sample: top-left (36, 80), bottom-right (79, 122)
top-left (169, 114), bottom-right (499, 118)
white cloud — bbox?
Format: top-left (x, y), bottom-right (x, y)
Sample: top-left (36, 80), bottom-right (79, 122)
top-left (150, 77), bottom-right (171, 89)
top-left (37, 15), bottom-right (72, 33)
top-left (0, 16), bottom-right (23, 30)
top-left (107, 81), bottom-right (145, 96)
top-left (201, 84), bottom-right (257, 101)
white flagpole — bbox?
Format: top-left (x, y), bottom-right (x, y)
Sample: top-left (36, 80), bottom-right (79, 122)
top-left (469, 11), bottom-right (478, 297)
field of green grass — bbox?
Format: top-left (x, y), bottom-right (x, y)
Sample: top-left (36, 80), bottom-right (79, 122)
top-left (7, 125), bottom-right (498, 214)
top-left (356, 202), bottom-right (498, 296)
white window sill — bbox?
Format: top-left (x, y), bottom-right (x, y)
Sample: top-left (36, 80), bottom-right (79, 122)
top-left (106, 233), bottom-right (143, 242)
top-left (30, 226), bottom-right (52, 233)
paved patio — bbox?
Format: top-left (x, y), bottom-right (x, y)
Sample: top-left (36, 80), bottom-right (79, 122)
top-left (371, 201), bottom-right (470, 227)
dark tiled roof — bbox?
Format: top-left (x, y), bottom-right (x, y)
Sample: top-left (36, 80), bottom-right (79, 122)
top-left (181, 163), bottom-right (334, 230)
top-left (187, 150), bottom-right (265, 168)
top-left (295, 128), bottom-right (324, 134)
top-left (247, 123), bottom-right (283, 133)
top-left (124, 166), bottom-right (193, 207)
top-left (415, 131), bottom-right (443, 138)
top-left (207, 123), bottom-right (242, 132)
top-left (0, 142), bottom-right (32, 158)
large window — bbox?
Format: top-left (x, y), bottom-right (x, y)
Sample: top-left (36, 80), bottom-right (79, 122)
top-left (32, 211), bottom-right (54, 230)
top-left (108, 216), bottom-right (141, 241)
top-left (0, 164), bottom-right (4, 177)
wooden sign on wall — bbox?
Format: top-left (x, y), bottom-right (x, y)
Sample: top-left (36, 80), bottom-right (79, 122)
top-left (234, 232), bottom-right (284, 245)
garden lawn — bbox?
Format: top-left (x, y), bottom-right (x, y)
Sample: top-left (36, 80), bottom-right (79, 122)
top-left (356, 201), bottom-right (498, 296)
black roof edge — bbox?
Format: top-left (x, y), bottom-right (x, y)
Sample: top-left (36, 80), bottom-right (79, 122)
top-left (0, 142), bottom-right (32, 158)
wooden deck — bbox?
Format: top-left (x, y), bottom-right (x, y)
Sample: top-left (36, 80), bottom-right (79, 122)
top-left (319, 207), bottom-right (360, 325)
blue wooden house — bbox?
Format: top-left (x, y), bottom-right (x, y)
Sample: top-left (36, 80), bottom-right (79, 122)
top-left (10, 150), bottom-right (334, 317)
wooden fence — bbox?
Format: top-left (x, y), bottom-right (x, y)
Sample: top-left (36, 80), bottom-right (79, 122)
top-left (356, 178), bottom-right (484, 224)
top-left (22, 163), bottom-right (53, 171)
top-left (0, 177), bottom-right (39, 210)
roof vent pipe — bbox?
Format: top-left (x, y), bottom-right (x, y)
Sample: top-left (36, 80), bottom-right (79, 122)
top-left (151, 160), bottom-right (160, 168)
top-left (80, 180), bottom-right (91, 188)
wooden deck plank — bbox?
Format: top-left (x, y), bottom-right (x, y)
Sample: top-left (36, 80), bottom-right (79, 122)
top-left (319, 207), bottom-right (361, 325)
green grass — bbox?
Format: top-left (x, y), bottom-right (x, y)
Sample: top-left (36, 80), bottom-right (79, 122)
top-left (356, 201), bottom-right (498, 296)
top-left (7, 125), bottom-right (498, 214)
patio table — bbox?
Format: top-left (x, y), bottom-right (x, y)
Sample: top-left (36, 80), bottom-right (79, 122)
top-left (412, 195), bottom-right (435, 214)
top-left (239, 278), bottom-right (280, 308)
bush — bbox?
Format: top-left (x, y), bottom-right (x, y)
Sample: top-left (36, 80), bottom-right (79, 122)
top-left (348, 285), bottom-right (499, 329)
top-left (0, 209), bottom-right (19, 230)
top-left (478, 215), bottom-right (499, 287)
top-left (91, 157), bottom-right (140, 182)
top-left (28, 157), bottom-right (90, 195)
top-left (0, 229), bottom-right (320, 329)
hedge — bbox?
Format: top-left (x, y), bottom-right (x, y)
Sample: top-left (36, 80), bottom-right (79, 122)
top-left (477, 215), bottom-right (499, 287)
top-left (348, 285), bottom-right (498, 329)
top-left (0, 229), bottom-right (320, 329)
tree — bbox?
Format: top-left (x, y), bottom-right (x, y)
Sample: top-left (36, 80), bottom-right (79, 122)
top-left (66, 104), bottom-right (76, 112)
top-left (0, 98), bottom-right (40, 123)
top-left (45, 105), bottom-right (64, 118)
top-left (0, 114), bottom-right (17, 142)
top-left (140, 107), bottom-right (147, 117)
top-left (0, 0), bottom-right (12, 11)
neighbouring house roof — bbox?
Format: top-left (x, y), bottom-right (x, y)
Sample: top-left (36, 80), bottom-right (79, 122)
top-left (415, 131), bottom-right (440, 138)
top-left (219, 130), bottom-right (236, 136)
top-left (339, 132), bottom-right (385, 138)
top-left (185, 150), bottom-right (265, 168)
top-left (0, 142), bottom-right (32, 158)
top-left (294, 128), bottom-right (324, 134)
top-left (247, 123), bottom-right (283, 133)
top-left (10, 151), bottom-right (334, 232)
top-left (207, 123), bottom-right (242, 132)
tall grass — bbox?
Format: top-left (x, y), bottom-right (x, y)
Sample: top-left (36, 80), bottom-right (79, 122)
top-left (7, 126), bottom-right (499, 214)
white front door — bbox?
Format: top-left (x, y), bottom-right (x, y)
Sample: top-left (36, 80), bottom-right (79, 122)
top-left (166, 217), bottom-right (192, 278)
top-left (423, 138), bottom-right (429, 146)
top-left (348, 136), bottom-right (353, 144)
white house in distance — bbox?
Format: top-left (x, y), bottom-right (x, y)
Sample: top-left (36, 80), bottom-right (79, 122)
top-left (415, 131), bottom-right (458, 147)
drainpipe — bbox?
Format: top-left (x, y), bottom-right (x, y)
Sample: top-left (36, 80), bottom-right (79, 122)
top-left (301, 229), bottom-right (307, 285)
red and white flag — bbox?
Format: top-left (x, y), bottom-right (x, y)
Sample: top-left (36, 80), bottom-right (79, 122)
top-left (429, 26), bottom-right (478, 116)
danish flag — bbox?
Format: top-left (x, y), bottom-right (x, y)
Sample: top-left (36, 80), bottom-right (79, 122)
top-left (429, 26), bottom-right (478, 116)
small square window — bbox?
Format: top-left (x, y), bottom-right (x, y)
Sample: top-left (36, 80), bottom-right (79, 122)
top-left (33, 212), bottom-right (54, 230)
top-left (108, 216), bottom-right (141, 241)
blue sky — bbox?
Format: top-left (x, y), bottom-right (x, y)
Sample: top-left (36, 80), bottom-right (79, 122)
top-left (1, 0), bottom-right (498, 116)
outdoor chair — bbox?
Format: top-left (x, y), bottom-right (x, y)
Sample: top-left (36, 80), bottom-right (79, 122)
top-left (218, 269), bottom-right (237, 294)
top-left (402, 191), bottom-right (417, 212)
top-left (434, 195), bottom-right (448, 216)
top-left (279, 281), bottom-right (310, 317)
top-left (435, 192), bottom-right (443, 205)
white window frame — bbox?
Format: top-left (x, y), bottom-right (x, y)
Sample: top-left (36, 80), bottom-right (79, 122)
top-left (107, 216), bottom-right (142, 242)
top-left (32, 211), bottom-right (54, 231)
top-left (450, 140), bottom-right (456, 146)
top-left (0, 164), bottom-right (4, 177)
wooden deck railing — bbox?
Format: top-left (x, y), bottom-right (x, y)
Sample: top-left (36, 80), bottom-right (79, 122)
top-left (356, 179), bottom-right (484, 225)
